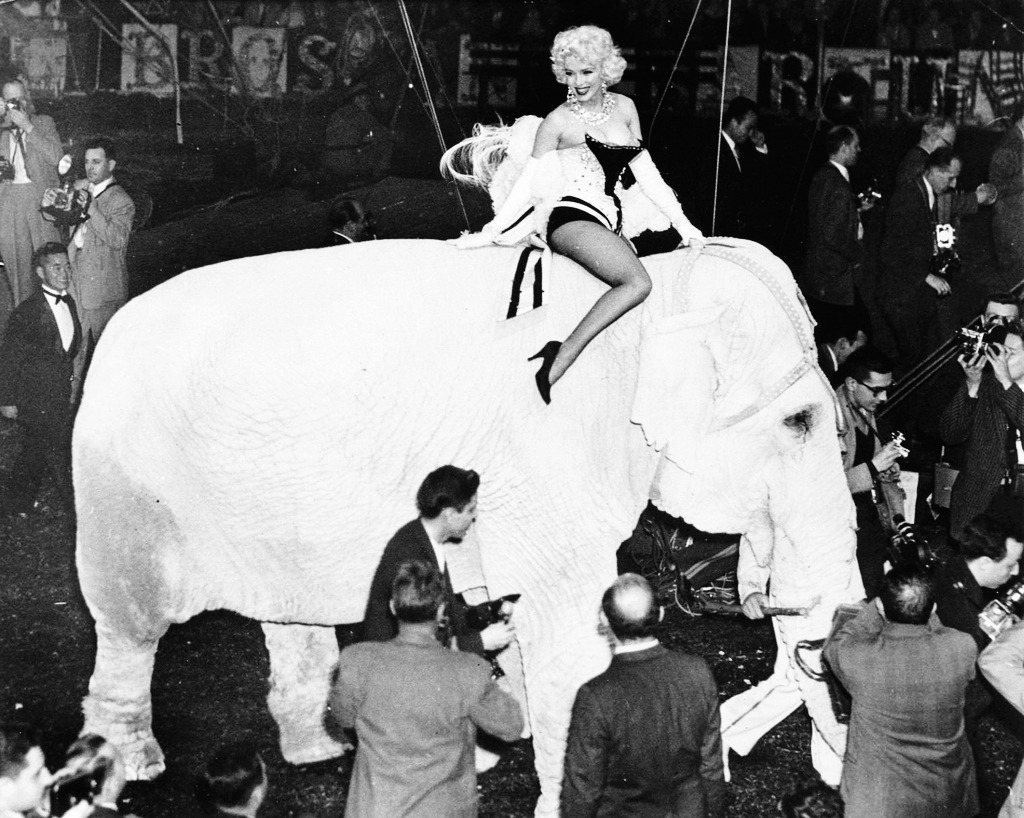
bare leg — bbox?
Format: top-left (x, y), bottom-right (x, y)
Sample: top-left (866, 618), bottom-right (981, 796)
top-left (547, 222), bottom-right (652, 385)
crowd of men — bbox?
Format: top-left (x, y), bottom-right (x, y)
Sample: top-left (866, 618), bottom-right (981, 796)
top-left (5, 58), bottom-right (1024, 814)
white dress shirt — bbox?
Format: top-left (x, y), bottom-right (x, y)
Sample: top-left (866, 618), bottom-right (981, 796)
top-left (41, 286), bottom-right (74, 350)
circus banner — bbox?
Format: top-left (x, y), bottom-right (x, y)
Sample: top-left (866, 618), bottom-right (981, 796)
top-left (120, 23), bottom-right (177, 95)
top-left (232, 26), bottom-right (287, 97)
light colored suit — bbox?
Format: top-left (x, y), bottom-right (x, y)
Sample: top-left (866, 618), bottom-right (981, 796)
top-left (68, 178), bottom-right (134, 387)
top-left (0, 114), bottom-right (62, 317)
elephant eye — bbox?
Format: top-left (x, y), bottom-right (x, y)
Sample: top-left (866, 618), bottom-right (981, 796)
top-left (783, 405), bottom-right (816, 438)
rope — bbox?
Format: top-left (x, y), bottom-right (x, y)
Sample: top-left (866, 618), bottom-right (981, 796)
top-left (710, 0), bottom-right (734, 237)
top-left (389, 0), bottom-right (471, 230)
top-left (648, 0), bottom-right (705, 139)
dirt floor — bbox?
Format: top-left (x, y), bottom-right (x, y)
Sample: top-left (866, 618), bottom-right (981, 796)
top-left (1, 175), bottom-right (1022, 816)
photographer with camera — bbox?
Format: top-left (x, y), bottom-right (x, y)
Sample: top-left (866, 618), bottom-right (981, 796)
top-left (932, 513), bottom-right (1024, 807)
top-left (940, 318), bottom-right (1024, 541)
top-left (327, 560), bottom-right (523, 817)
top-left (0, 722), bottom-right (93, 817)
top-left (837, 346), bottom-right (906, 598)
top-left (0, 75), bottom-right (62, 324)
top-left (57, 734), bottom-right (139, 817)
top-left (364, 466), bottom-right (516, 659)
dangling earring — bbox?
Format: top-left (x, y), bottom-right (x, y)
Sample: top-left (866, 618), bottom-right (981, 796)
top-left (601, 79), bottom-right (609, 94)
top-left (567, 86), bottom-right (578, 103)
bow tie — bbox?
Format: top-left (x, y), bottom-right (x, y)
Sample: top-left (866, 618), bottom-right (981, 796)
top-left (45, 290), bottom-right (67, 305)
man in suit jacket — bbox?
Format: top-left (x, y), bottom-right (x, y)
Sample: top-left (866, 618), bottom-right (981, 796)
top-left (836, 347), bottom-right (906, 598)
top-left (363, 465), bottom-right (515, 658)
top-left (692, 96), bottom-right (764, 239)
top-left (824, 565), bottom-right (978, 818)
top-left (57, 137), bottom-right (134, 391)
top-left (327, 560), bottom-right (523, 818)
top-left (0, 242), bottom-right (79, 516)
top-left (989, 109), bottom-right (1024, 288)
top-left (880, 147), bottom-right (963, 370)
top-left (0, 76), bottom-right (62, 335)
top-left (804, 125), bottom-right (872, 330)
top-left (940, 319), bottom-right (1024, 540)
top-left (562, 574), bottom-right (725, 818)
top-left (816, 309), bottom-right (868, 387)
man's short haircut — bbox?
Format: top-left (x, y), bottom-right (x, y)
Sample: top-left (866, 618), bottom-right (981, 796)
top-left (825, 125), bottom-right (858, 157)
top-left (723, 96), bottom-right (757, 126)
top-left (602, 573), bottom-right (659, 640)
top-left (986, 292), bottom-right (1022, 310)
top-left (328, 196), bottom-right (364, 228)
top-left (84, 136), bottom-right (116, 162)
top-left (960, 513), bottom-right (1020, 563)
top-left (925, 146), bottom-right (959, 172)
top-left (415, 465), bottom-right (480, 519)
top-left (195, 741), bottom-right (264, 813)
top-left (64, 734), bottom-right (114, 790)
top-left (32, 241), bottom-right (68, 272)
top-left (921, 115), bottom-right (954, 140)
top-left (0, 722), bottom-right (40, 780)
top-left (880, 565), bottom-right (935, 625)
top-left (817, 310), bottom-right (867, 346)
top-left (839, 345), bottom-right (891, 383)
top-left (779, 774), bottom-right (844, 817)
top-left (391, 559), bottom-right (445, 623)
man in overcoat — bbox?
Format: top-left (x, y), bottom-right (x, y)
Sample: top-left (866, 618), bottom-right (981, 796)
top-left (825, 565), bottom-right (978, 818)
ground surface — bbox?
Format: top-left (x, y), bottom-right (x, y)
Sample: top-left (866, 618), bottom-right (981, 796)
top-left (1, 174), bottom-right (1022, 816)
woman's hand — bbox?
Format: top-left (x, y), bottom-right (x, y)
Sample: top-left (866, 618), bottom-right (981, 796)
top-left (448, 230), bottom-right (495, 250)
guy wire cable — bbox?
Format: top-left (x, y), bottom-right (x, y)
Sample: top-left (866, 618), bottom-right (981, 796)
top-left (648, 0), bottom-right (705, 140)
top-left (710, 0), bottom-right (735, 236)
top-left (395, 0), bottom-right (471, 229)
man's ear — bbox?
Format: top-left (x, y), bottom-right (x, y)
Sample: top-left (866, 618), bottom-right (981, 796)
top-left (658, 605), bottom-right (665, 623)
top-left (388, 599), bottom-right (396, 617)
top-left (108, 159), bottom-right (117, 174)
top-left (435, 602), bottom-right (447, 624)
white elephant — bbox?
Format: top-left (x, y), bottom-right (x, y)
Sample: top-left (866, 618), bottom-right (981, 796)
top-left (74, 237), bottom-right (859, 815)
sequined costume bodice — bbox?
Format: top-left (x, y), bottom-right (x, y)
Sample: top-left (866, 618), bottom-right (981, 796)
top-left (557, 135), bottom-right (644, 233)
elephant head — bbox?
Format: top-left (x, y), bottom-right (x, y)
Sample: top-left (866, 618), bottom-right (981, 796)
top-left (633, 240), bottom-right (859, 608)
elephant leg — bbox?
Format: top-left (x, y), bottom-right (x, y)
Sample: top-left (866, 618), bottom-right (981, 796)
top-left (261, 622), bottom-right (347, 765)
top-left (776, 615), bottom-right (846, 787)
top-left (82, 622), bottom-right (165, 781)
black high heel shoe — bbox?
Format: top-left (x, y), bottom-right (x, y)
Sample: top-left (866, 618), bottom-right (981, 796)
top-left (528, 341), bottom-right (561, 405)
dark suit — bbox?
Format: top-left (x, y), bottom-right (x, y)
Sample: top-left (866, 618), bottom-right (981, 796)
top-left (804, 162), bottom-right (862, 308)
top-left (364, 519), bottom-right (485, 656)
top-left (0, 286), bottom-right (79, 512)
top-left (693, 135), bottom-right (746, 239)
top-left (940, 375), bottom-right (1024, 541)
top-left (880, 175), bottom-right (952, 368)
top-left (895, 145), bottom-right (978, 223)
top-left (561, 643), bottom-right (725, 818)
top-left (825, 603), bottom-right (978, 818)
top-left (989, 124), bottom-right (1024, 284)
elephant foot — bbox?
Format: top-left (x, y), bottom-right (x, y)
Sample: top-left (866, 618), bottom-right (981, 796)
top-left (262, 622), bottom-right (347, 767)
top-left (81, 693), bottom-right (165, 780)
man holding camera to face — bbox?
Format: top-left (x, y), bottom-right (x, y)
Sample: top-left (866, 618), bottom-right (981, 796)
top-left (940, 318), bottom-right (1024, 542)
top-left (0, 722), bottom-right (95, 818)
top-left (0, 75), bottom-right (62, 334)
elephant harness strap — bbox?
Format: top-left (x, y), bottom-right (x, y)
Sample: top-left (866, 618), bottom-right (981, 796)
top-left (505, 246), bottom-right (549, 319)
top-left (678, 244), bottom-right (831, 431)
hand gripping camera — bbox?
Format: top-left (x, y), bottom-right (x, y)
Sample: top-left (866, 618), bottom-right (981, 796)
top-left (957, 322), bottom-right (1010, 359)
top-left (463, 593), bottom-right (520, 679)
top-left (979, 579), bottom-right (1024, 642)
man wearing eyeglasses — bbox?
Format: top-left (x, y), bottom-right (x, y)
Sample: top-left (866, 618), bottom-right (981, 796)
top-left (837, 346), bottom-right (907, 598)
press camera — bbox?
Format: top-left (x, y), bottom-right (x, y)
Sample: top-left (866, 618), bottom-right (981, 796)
top-left (957, 323), bottom-right (1010, 358)
top-left (887, 515), bottom-right (940, 571)
top-left (48, 769), bottom-right (101, 816)
top-left (464, 593), bottom-right (520, 631)
top-left (5, 98), bottom-right (22, 111)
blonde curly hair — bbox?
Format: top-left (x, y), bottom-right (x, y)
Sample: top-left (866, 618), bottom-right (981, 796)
top-left (549, 25), bottom-right (626, 86)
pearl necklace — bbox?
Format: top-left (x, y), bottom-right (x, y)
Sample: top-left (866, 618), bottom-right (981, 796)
top-left (569, 92), bottom-right (616, 126)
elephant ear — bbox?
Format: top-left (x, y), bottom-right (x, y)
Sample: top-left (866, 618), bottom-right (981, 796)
top-left (631, 305), bottom-right (724, 464)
